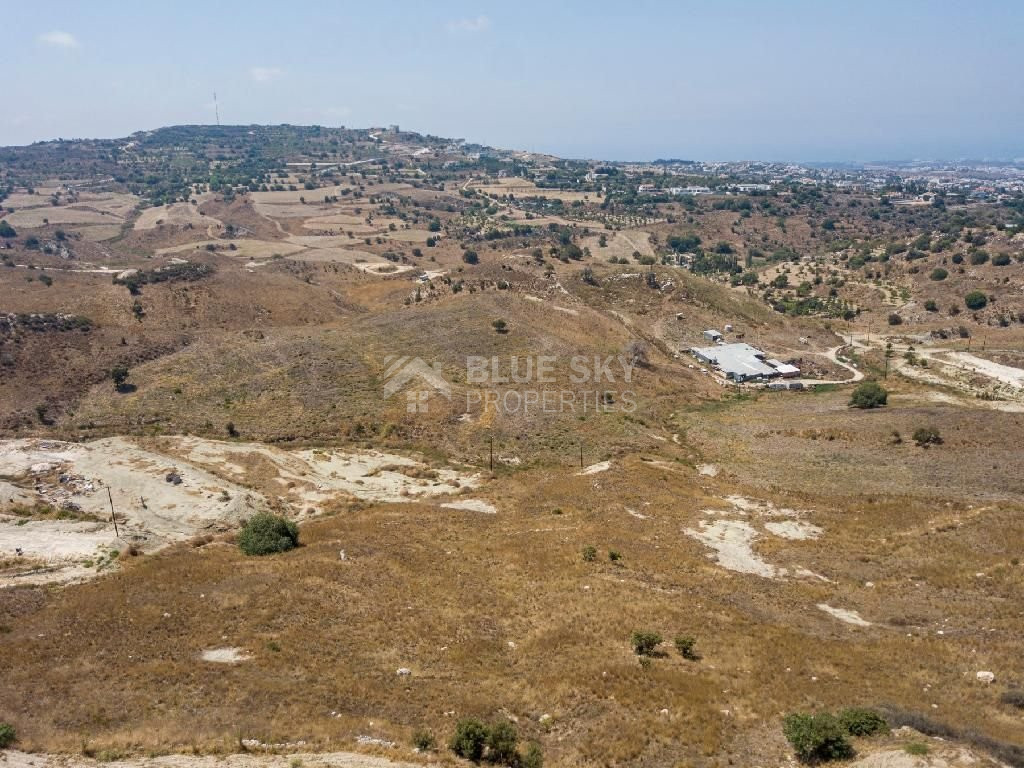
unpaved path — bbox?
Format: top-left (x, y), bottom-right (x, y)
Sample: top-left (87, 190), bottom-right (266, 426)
top-left (848, 332), bottom-right (1024, 401)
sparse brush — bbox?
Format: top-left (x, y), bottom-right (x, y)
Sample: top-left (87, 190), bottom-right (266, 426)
top-left (674, 635), bottom-right (698, 661)
top-left (411, 729), bottom-right (436, 752)
top-left (449, 719), bottom-right (488, 762)
top-left (630, 630), bottom-right (662, 657)
top-left (838, 708), bottom-right (887, 736)
top-left (782, 713), bottom-right (853, 763)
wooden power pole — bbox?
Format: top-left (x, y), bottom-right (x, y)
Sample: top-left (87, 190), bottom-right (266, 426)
top-left (106, 487), bottom-right (120, 538)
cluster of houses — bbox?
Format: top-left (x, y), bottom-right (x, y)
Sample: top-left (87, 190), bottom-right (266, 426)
top-left (691, 329), bottom-right (801, 384)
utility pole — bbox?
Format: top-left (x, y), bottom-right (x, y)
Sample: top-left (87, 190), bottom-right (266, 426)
top-left (106, 487), bottom-right (120, 538)
top-left (213, 92), bottom-right (220, 126)
top-left (489, 434), bottom-right (493, 471)
top-left (579, 443), bottom-right (584, 468)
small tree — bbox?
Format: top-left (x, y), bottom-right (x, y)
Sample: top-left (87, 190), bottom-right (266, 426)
top-left (111, 365), bottom-right (130, 391)
top-left (486, 720), bottom-right (519, 765)
top-left (450, 719), bottom-right (489, 763)
top-left (463, 249), bottom-right (479, 265)
top-left (0, 723), bottom-right (15, 748)
top-left (782, 713), bottom-right (854, 763)
top-left (237, 513), bottom-right (299, 556)
top-left (964, 290), bottom-right (988, 310)
top-left (675, 635), bottom-right (698, 660)
top-left (630, 630), bottom-right (662, 657)
top-left (0, 220), bottom-right (16, 238)
top-left (849, 381), bottom-right (887, 409)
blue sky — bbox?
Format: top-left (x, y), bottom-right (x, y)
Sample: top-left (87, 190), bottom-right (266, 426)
top-left (4, 0), bottom-right (1023, 161)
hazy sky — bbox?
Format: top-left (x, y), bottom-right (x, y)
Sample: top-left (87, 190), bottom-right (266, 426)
top-left (4, 0), bottom-right (1023, 161)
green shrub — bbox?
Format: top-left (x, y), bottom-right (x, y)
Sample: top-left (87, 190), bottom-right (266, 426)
top-left (924, 299), bottom-right (938, 312)
top-left (0, 221), bottom-right (16, 238)
top-left (486, 720), bottom-right (519, 765)
top-left (849, 381), bottom-right (888, 409)
top-left (912, 426), bottom-right (942, 447)
top-left (237, 513), bottom-right (299, 556)
top-left (675, 635), bottom-right (698, 660)
top-left (782, 713), bottom-right (854, 763)
top-left (520, 742), bottom-right (544, 768)
top-left (608, 549), bottom-right (622, 562)
top-left (929, 268), bottom-right (948, 281)
top-left (838, 708), bottom-right (888, 736)
top-left (964, 291), bottom-right (988, 310)
top-left (904, 741), bottom-right (929, 756)
top-left (630, 630), bottom-right (662, 656)
top-left (992, 253), bottom-right (1011, 266)
top-left (450, 719), bottom-right (489, 762)
top-left (0, 722), bottom-right (14, 748)
top-left (412, 729), bottom-right (436, 752)
top-left (581, 545), bottom-right (597, 562)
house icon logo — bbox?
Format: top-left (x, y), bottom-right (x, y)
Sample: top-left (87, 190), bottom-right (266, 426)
top-left (380, 356), bottom-right (452, 413)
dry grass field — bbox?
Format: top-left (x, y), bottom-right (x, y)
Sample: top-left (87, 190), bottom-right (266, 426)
top-left (2, 448), bottom-right (1021, 765)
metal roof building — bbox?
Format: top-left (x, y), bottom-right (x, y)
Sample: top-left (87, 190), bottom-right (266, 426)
top-left (691, 342), bottom-right (783, 382)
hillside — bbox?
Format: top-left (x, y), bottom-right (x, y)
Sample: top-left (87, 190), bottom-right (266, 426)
top-left (1, 125), bottom-right (1023, 768)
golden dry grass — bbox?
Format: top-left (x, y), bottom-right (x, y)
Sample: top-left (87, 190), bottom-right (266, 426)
top-left (1, 448), bottom-right (1022, 765)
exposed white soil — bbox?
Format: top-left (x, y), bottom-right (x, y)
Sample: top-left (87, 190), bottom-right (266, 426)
top-left (764, 520), bottom-right (823, 540)
top-left (0, 437), bottom-right (480, 586)
top-left (168, 437), bottom-right (478, 506)
top-left (201, 647), bottom-right (251, 663)
top-left (817, 604), bottom-right (872, 627)
top-left (686, 496), bottom-right (824, 580)
top-left (685, 519), bottom-right (779, 578)
top-left (578, 460), bottom-right (611, 476)
top-left (441, 499), bottom-right (497, 514)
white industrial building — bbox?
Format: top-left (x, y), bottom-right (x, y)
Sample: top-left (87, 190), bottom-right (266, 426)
top-left (691, 343), bottom-right (800, 383)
